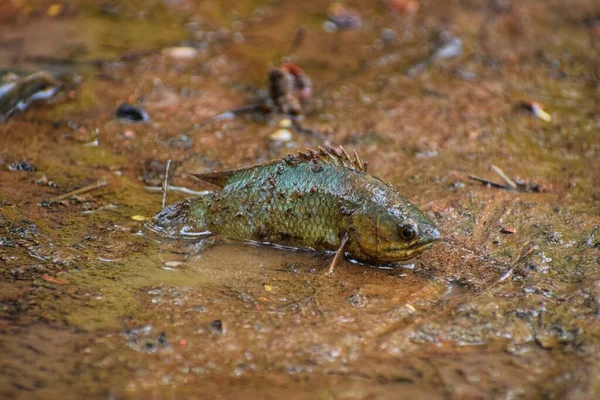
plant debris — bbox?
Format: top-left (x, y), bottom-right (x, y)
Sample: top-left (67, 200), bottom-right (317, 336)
top-left (501, 226), bottom-right (517, 234)
top-left (406, 31), bottom-right (463, 76)
top-left (0, 71), bottom-right (62, 122)
top-left (193, 63), bottom-right (312, 129)
top-left (8, 161), bottom-right (35, 172)
top-left (41, 274), bottom-right (69, 285)
top-left (517, 101), bottom-right (552, 122)
top-left (468, 165), bottom-right (540, 192)
top-left (41, 178), bottom-right (108, 205)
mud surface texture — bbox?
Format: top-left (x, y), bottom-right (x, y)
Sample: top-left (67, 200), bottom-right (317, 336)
top-left (1, 1), bottom-right (599, 399)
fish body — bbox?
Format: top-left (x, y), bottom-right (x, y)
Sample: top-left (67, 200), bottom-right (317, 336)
top-left (152, 148), bottom-right (440, 264)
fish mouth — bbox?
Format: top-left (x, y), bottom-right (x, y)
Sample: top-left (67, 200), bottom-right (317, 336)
top-left (407, 237), bottom-right (439, 251)
top-left (377, 240), bottom-right (439, 263)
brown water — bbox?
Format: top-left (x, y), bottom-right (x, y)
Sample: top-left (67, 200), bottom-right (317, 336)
top-left (1, 1), bottom-right (600, 399)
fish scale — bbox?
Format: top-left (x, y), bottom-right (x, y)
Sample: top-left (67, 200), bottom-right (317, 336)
top-left (196, 162), bottom-right (351, 248)
top-left (152, 147), bottom-right (440, 264)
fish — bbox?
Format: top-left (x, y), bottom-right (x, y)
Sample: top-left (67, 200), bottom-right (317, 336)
top-left (151, 147), bottom-right (440, 271)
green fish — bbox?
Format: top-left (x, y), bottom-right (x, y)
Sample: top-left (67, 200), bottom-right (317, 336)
top-left (151, 147), bottom-right (440, 272)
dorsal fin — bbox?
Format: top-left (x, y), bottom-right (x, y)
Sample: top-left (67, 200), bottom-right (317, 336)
top-left (191, 170), bottom-right (234, 188)
top-left (191, 158), bottom-right (282, 187)
top-left (191, 146), bottom-right (368, 188)
top-left (308, 145), bottom-right (368, 173)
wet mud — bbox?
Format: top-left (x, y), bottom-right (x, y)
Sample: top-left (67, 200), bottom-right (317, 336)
top-left (1, 1), bottom-right (599, 399)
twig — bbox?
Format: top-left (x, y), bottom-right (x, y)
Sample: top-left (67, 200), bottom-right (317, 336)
top-left (491, 165), bottom-right (517, 189)
top-left (45, 178), bottom-right (108, 203)
top-left (495, 244), bottom-right (535, 284)
top-left (191, 104), bottom-right (268, 130)
top-left (81, 203), bottom-right (119, 214)
top-left (586, 226), bottom-right (600, 247)
top-left (145, 185), bottom-right (212, 196)
top-left (162, 160), bottom-right (171, 208)
top-left (275, 293), bottom-right (317, 313)
top-left (467, 174), bottom-right (512, 190)
top-left (291, 120), bottom-right (333, 142)
top-left (288, 26), bottom-right (307, 54)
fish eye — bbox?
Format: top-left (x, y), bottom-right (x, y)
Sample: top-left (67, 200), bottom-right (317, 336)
top-left (398, 220), bottom-right (418, 241)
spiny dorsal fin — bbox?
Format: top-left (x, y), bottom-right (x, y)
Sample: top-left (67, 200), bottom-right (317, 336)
top-left (191, 158), bottom-right (282, 187)
top-left (288, 146), bottom-right (368, 172)
top-left (192, 146), bottom-right (368, 187)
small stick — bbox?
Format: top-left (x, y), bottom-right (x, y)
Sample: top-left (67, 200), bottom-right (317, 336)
top-left (326, 232), bottom-right (349, 276)
top-left (288, 26), bottom-right (307, 54)
top-left (191, 104), bottom-right (268, 130)
top-left (291, 120), bottom-right (333, 142)
top-left (145, 185), bottom-right (211, 196)
top-left (467, 174), bottom-right (511, 190)
top-left (45, 178), bottom-right (107, 203)
top-left (162, 160), bottom-right (171, 208)
top-left (491, 165), bottom-right (518, 189)
top-left (495, 244), bottom-right (534, 284)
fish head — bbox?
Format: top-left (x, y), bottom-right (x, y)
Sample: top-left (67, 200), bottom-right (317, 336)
top-left (148, 199), bottom-right (208, 238)
top-left (350, 200), bottom-right (440, 264)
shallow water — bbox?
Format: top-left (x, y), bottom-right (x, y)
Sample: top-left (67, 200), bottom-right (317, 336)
top-left (1, 0), bottom-right (600, 399)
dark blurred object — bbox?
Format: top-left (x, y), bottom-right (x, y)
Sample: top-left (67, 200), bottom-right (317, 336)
top-left (268, 63), bottom-right (313, 115)
top-left (488, 0), bottom-right (512, 13)
top-left (516, 100), bottom-right (552, 122)
top-left (0, 72), bottom-right (62, 122)
top-left (327, 3), bottom-right (362, 30)
top-left (115, 102), bottom-right (150, 123)
top-left (194, 63), bottom-right (313, 129)
top-left (8, 160), bottom-right (35, 172)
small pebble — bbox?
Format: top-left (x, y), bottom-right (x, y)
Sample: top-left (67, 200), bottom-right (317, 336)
top-left (162, 46), bottom-right (198, 60)
top-left (263, 284), bottom-right (274, 292)
top-left (269, 128), bottom-right (293, 142)
top-left (382, 28), bottom-right (398, 44)
top-left (322, 21), bottom-right (338, 33)
top-left (232, 33), bottom-right (244, 44)
top-left (209, 319), bottom-right (225, 334)
top-left (123, 129), bottom-right (136, 138)
top-left (232, 21), bottom-right (244, 31)
top-left (279, 118), bottom-right (293, 128)
top-left (47, 4), bottom-right (63, 17)
top-left (131, 215), bottom-right (150, 222)
top-left (164, 261), bottom-right (184, 268)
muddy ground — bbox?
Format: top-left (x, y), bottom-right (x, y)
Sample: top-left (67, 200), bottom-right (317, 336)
top-left (1, 0), bottom-right (599, 399)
